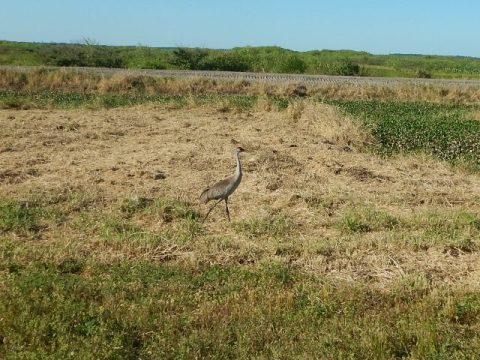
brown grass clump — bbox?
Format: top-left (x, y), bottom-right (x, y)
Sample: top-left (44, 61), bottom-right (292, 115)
top-left (0, 68), bottom-right (102, 92)
top-left (294, 102), bottom-right (372, 151)
top-left (469, 109), bottom-right (480, 121)
top-left (97, 73), bottom-right (159, 94)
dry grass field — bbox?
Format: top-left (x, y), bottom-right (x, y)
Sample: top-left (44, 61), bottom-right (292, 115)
top-left (1, 70), bottom-right (480, 358)
top-left (2, 103), bottom-right (480, 278)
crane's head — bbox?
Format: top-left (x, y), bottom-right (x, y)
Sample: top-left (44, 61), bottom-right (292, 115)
top-left (234, 146), bottom-right (246, 154)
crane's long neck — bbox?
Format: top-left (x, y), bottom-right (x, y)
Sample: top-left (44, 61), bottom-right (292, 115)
top-left (234, 152), bottom-right (242, 178)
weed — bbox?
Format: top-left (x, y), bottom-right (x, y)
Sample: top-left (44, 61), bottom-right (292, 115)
top-left (234, 215), bottom-right (295, 239)
top-left (120, 196), bottom-right (153, 216)
top-left (0, 199), bottom-right (40, 233)
top-left (148, 197), bottom-right (200, 222)
top-left (339, 206), bottom-right (400, 233)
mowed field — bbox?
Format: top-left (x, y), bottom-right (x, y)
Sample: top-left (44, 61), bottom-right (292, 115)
top-left (1, 70), bottom-right (480, 358)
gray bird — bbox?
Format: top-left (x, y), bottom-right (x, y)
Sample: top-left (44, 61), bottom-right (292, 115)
top-left (200, 146), bottom-right (246, 223)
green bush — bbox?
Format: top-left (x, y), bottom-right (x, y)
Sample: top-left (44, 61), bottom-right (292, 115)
top-left (199, 52), bottom-right (250, 72)
top-left (170, 48), bottom-right (208, 69)
top-left (276, 54), bottom-right (307, 74)
top-left (37, 44), bottom-right (125, 68)
top-left (416, 69), bottom-right (432, 78)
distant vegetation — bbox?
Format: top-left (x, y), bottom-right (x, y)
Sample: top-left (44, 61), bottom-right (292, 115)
top-left (2, 40), bottom-right (480, 79)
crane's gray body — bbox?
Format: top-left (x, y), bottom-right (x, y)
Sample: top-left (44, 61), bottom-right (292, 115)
top-left (200, 147), bottom-right (244, 222)
top-left (200, 171), bottom-right (242, 203)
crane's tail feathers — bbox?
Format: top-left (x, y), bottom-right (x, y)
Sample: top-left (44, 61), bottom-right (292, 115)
top-left (199, 188), bottom-right (210, 204)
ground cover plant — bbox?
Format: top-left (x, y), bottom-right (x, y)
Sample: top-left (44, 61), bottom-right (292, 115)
top-left (333, 100), bottom-right (480, 169)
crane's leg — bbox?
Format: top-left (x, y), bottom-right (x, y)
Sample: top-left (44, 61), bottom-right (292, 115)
top-left (202, 199), bottom-right (223, 224)
top-left (225, 197), bottom-right (231, 222)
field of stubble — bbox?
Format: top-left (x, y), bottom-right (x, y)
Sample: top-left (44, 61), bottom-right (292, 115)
top-left (1, 97), bottom-right (480, 358)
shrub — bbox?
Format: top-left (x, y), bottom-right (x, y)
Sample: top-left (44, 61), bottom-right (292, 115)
top-left (416, 69), bottom-right (432, 78)
top-left (276, 54), bottom-right (307, 74)
top-left (170, 48), bottom-right (208, 69)
top-left (200, 53), bottom-right (250, 72)
top-left (336, 59), bottom-right (360, 76)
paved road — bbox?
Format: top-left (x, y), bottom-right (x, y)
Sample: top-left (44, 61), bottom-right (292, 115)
top-left (3, 65), bottom-right (480, 88)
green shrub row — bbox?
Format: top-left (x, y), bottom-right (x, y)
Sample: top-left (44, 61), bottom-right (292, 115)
top-left (2, 40), bottom-right (480, 78)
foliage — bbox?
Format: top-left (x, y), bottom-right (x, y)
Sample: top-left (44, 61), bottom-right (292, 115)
top-left (170, 47), bottom-right (208, 70)
top-left (333, 100), bottom-right (480, 167)
top-left (2, 40), bottom-right (480, 78)
top-left (199, 52), bottom-right (250, 72)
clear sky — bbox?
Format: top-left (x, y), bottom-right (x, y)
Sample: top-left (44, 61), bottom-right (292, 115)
top-left (1, 0), bottom-right (478, 56)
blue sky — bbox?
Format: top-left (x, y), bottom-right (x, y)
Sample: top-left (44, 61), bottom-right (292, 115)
top-left (1, 0), bottom-right (478, 56)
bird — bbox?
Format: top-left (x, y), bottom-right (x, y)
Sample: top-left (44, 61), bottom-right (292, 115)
top-left (200, 146), bottom-right (246, 223)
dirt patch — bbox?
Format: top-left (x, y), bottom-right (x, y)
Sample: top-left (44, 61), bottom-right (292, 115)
top-left (334, 165), bottom-right (393, 183)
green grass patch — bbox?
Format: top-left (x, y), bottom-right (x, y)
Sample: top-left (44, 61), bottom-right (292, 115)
top-left (0, 90), bottom-right (260, 110)
top-left (97, 196), bottom-right (202, 249)
top-left (0, 90), bottom-right (186, 109)
top-left (0, 199), bottom-right (41, 234)
top-left (144, 196), bottom-right (200, 222)
top-left (333, 100), bottom-right (480, 168)
top-left (234, 215), bottom-right (295, 239)
top-left (338, 206), bottom-right (400, 233)
top-left (1, 261), bottom-right (480, 358)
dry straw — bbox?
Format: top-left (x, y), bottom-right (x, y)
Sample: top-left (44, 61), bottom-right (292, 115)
top-left (1, 68), bottom-right (480, 103)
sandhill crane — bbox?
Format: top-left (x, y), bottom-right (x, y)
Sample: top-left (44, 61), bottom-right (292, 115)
top-left (200, 146), bottom-right (246, 223)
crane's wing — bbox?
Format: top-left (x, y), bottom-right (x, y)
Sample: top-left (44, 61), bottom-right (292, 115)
top-left (199, 175), bottom-right (234, 204)
top-left (199, 188), bottom-right (211, 204)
